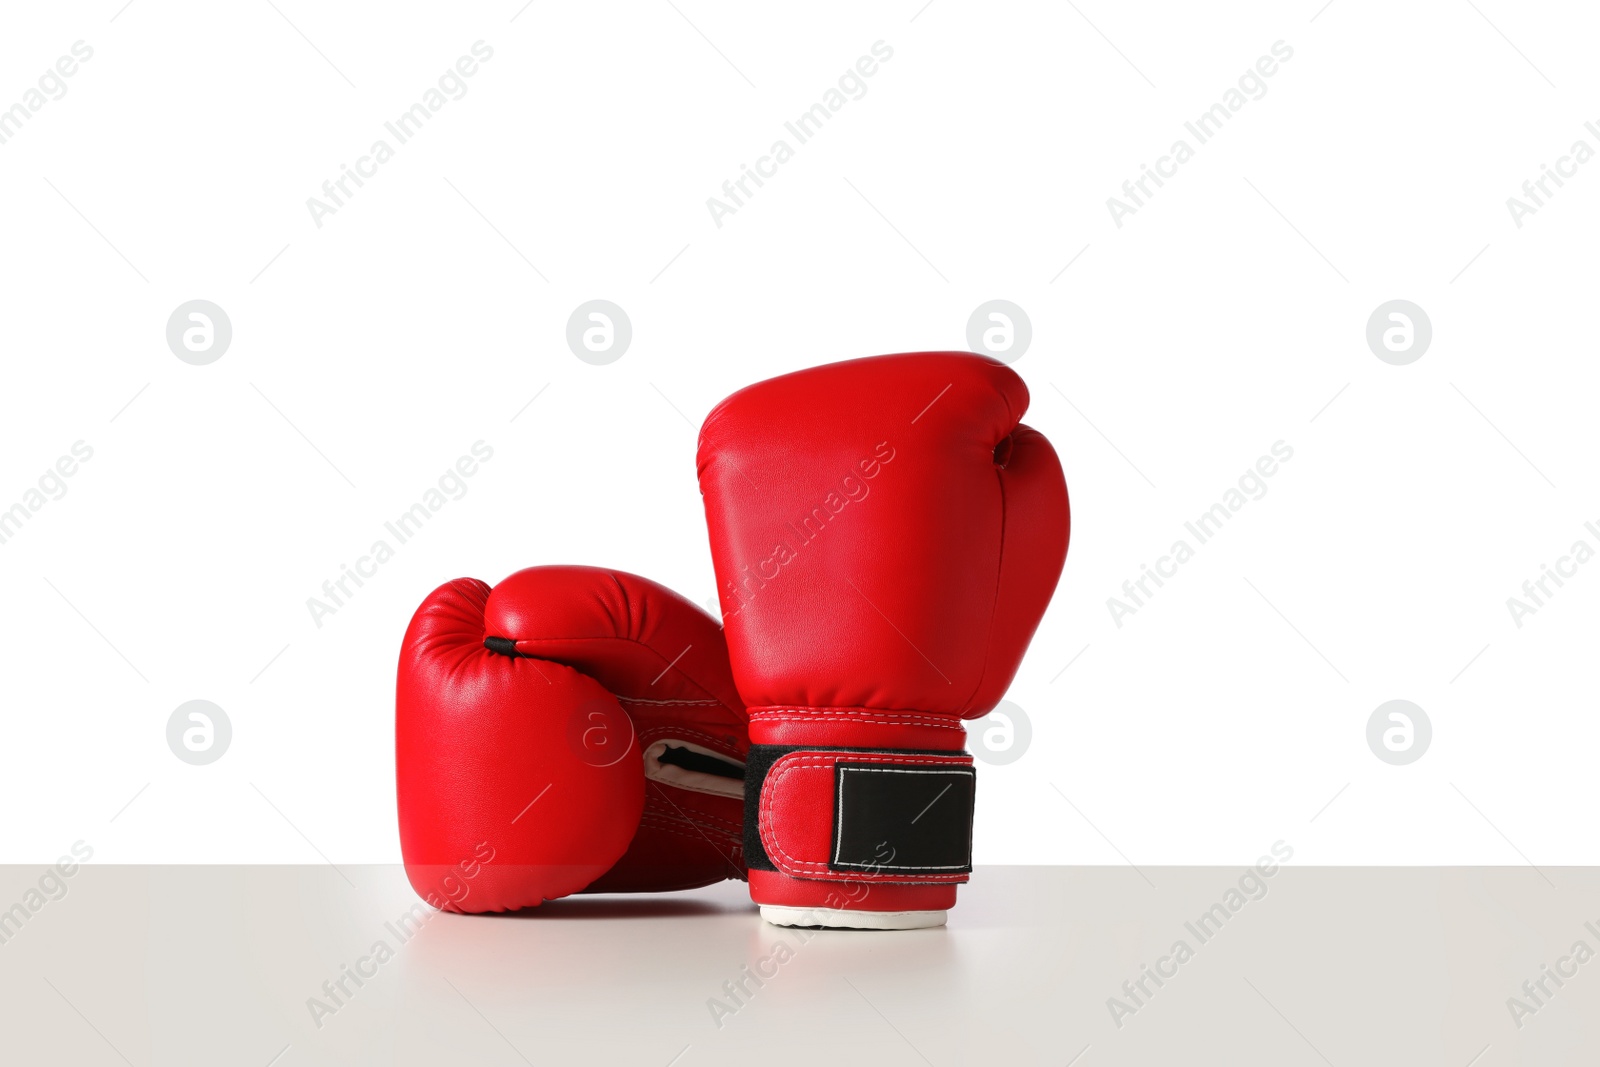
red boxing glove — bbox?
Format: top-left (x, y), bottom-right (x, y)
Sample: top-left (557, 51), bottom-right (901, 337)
top-left (397, 566), bottom-right (748, 912)
top-left (698, 352), bottom-right (1069, 929)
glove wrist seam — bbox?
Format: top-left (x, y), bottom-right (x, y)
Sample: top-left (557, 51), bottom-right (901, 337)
top-left (748, 706), bottom-right (967, 731)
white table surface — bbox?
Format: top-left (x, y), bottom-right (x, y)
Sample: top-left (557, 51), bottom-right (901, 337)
top-left (0, 865), bottom-right (1593, 1065)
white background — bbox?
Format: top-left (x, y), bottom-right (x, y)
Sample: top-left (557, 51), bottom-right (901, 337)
top-left (1, 0), bottom-right (1595, 868)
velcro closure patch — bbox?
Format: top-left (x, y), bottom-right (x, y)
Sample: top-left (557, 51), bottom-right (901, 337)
top-left (832, 763), bottom-right (974, 874)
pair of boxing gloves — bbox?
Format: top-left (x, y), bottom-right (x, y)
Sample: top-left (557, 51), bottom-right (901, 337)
top-left (397, 352), bottom-right (1069, 929)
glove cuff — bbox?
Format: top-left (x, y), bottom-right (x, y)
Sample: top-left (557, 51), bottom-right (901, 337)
top-left (745, 743), bottom-right (975, 886)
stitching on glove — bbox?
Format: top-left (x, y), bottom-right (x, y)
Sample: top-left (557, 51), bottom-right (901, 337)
top-left (641, 799), bottom-right (743, 839)
top-left (636, 813), bottom-right (741, 849)
top-left (749, 708), bottom-right (964, 730)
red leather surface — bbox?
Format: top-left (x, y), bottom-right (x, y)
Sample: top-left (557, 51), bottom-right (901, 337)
top-left (758, 750), bottom-right (973, 883)
top-left (396, 566), bottom-right (747, 912)
top-left (698, 351), bottom-right (1069, 736)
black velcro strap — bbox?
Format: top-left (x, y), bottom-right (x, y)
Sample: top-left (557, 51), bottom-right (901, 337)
top-left (831, 762), bottom-right (974, 874)
top-left (743, 743), bottom-right (790, 873)
top-left (743, 743), bottom-right (975, 876)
